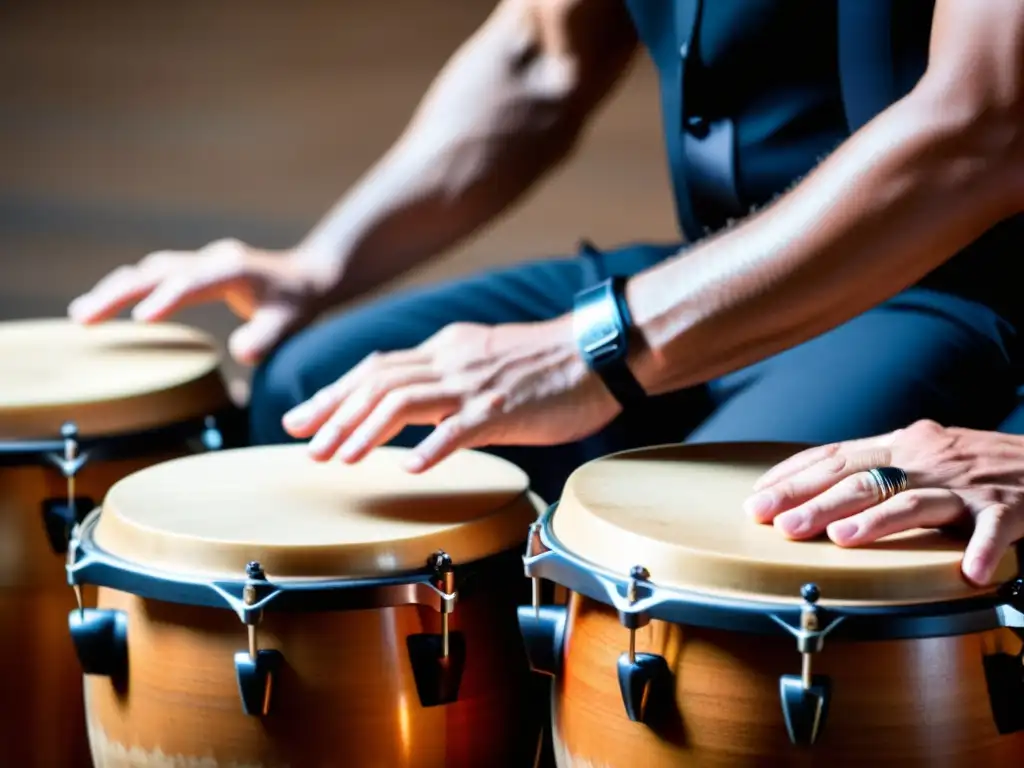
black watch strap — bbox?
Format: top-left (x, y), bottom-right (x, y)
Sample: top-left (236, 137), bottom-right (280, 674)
top-left (572, 276), bottom-right (648, 407)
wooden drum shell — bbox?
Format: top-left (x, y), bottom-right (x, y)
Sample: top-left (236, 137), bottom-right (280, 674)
top-left (0, 318), bottom-right (231, 767)
top-left (85, 570), bottom-right (538, 768)
top-left (0, 456), bottom-right (187, 768)
top-left (552, 593), bottom-right (1024, 768)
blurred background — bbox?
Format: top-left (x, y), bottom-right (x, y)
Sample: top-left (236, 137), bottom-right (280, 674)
top-left (0, 0), bottom-right (678, 398)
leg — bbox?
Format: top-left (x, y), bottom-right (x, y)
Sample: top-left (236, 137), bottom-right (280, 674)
top-left (249, 242), bottom-right (691, 502)
top-left (687, 287), bottom-right (1019, 444)
top-left (997, 395), bottom-right (1024, 434)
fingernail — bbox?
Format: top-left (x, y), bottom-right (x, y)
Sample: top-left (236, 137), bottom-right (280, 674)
top-left (774, 512), bottom-right (807, 537)
top-left (404, 453), bottom-right (426, 472)
top-left (308, 429), bottom-right (335, 456)
top-left (961, 555), bottom-right (986, 586)
top-left (743, 492), bottom-right (775, 520)
top-left (130, 305), bottom-right (151, 321)
top-left (337, 438), bottom-right (363, 462)
top-left (828, 519), bottom-right (860, 544)
top-left (68, 299), bottom-right (90, 319)
top-left (283, 403), bottom-right (315, 428)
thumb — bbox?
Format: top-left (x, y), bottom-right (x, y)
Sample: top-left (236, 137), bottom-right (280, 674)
top-left (961, 503), bottom-right (1022, 587)
top-left (228, 304), bottom-right (302, 365)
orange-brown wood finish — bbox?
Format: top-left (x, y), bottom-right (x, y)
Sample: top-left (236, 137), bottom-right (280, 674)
top-left (85, 575), bottom-right (540, 768)
top-left (0, 457), bottom-right (176, 768)
top-left (552, 594), bottom-right (1024, 768)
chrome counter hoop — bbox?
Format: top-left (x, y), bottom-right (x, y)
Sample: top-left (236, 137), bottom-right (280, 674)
top-left (65, 509), bottom-right (487, 716)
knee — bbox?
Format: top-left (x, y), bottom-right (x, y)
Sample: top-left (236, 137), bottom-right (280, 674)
top-left (247, 325), bottom-right (363, 445)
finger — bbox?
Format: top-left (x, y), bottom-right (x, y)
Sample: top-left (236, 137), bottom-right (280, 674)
top-left (825, 488), bottom-right (964, 546)
top-left (131, 268), bottom-right (245, 322)
top-left (753, 433), bottom-right (896, 492)
top-left (228, 304), bottom-right (301, 366)
top-left (962, 504), bottom-right (1021, 587)
top-left (68, 265), bottom-right (166, 323)
top-left (337, 385), bottom-right (460, 464)
top-left (404, 393), bottom-right (500, 473)
top-left (773, 470), bottom-right (898, 539)
top-left (282, 348), bottom-right (431, 435)
top-left (305, 369), bottom-right (442, 459)
top-left (745, 446), bottom-right (893, 523)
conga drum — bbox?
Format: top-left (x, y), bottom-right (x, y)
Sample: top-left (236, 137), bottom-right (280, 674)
top-left (66, 444), bottom-right (545, 767)
top-left (518, 443), bottom-right (1024, 767)
top-left (0, 319), bottom-right (232, 767)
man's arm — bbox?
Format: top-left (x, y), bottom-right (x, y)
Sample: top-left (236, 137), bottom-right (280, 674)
top-left (302, 0), bottom-right (638, 299)
top-left (624, 0), bottom-right (1024, 394)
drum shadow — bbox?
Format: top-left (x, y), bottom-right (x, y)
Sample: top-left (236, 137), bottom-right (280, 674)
top-left (849, 527), bottom-right (968, 553)
top-left (356, 490), bottom-right (527, 525)
top-left (98, 339), bottom-right (216, 355)
top-left (643, 670), bottom-right (689, 747)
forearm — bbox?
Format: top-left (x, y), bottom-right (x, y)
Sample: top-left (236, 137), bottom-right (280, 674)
top-left (626, 87), bottom-right (1022, 394)
top-left (296, 2), bottom-right (635, 302)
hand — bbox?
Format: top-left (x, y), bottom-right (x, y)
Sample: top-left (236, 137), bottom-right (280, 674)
top-left (68, 238), bottom-right (338, 365)
top-left (744, 419), bottom-right (1024, 586)
top-left (281, 317), bottom-right (622, 472)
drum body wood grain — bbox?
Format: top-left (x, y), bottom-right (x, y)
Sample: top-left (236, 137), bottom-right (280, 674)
top-left (72, 445), bottom-right (545, 768)
top-left (520, 443), bottom-right (1024, 768)
top-left (0, 319), bottom-right (229, 768)
top-left (86, 579), bottom-right (534, 768)
top-left (552, 595), bottom-right (1024, 767)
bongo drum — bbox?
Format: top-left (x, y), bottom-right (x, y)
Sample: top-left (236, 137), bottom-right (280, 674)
top-left (66, 445), bottom-right (545, 768)
top-left (0, 319), bottom-right (231, 767)
top-left (518, 443), bottom-right (1024, 767)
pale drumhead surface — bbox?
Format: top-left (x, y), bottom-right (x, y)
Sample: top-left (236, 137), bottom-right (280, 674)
top-left (0, 319), bottom-right (228, 439)
top-left (96, 445), bottom-right (543, 578)
top-left (553, 443), bottom-right (1017, 605)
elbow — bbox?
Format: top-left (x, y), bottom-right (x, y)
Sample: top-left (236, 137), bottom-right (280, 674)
top-left (907, 75), bottom-right (1024, 216)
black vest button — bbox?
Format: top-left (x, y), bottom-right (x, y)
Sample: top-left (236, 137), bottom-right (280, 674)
top-left (686, 115), bottom-right (710, 139)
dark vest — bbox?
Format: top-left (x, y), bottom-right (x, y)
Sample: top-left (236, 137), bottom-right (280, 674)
top-left (624, 0), bottom-right (1024, 331)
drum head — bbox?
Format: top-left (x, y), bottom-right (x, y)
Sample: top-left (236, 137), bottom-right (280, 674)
top-left (95, 445), bottom-right (543, 579)
top-left (0, 319), bottom-right (228, 439)
top-left (552, 443), bottom-right (1018, 605)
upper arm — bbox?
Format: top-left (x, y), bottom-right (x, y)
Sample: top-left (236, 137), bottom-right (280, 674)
top-left (911, 1), bottom-right (1024, 200)
top-left (919, 0), bottom-right (1024, 117)
top-left (474, 0), bottom-right (639, 124)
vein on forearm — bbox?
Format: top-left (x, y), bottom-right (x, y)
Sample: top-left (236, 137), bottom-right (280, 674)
top-left (627, 90), bottom-right (1021, 395)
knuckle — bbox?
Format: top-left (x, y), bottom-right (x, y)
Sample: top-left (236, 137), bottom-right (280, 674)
top-left (821, 454), bottom-right (848, 478)
top-left (109, 265), bottom-right (138, 282)
top-left (909, 419), bottom-right (944, 435)
top-left (848, 473), bottom-right (881, 498)
top-left (139, 251), bottom-right (173, 269)
top-left (380, 389), bottom-right (412, 415)
top-left (892, 490), bottom-right (928, 516)
top-left (206, 238), bottom-right (248, 265)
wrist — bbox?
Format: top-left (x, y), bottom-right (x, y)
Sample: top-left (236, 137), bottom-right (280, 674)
top-left (571, 277), bottom-right (650, 407)
top-left (622, 275), bottom-right (667, 394)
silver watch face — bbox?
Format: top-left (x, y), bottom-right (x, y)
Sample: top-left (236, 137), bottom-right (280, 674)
top-left (573, 290), bottom-right (622, 362)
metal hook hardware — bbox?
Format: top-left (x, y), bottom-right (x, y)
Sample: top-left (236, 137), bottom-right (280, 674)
top-left (616, 565), bottom-right (670, 724)
top-left (233, 561), bottom-right (283, 716)
top-left (778, 584), bottom-right (834, 746)
top-left (407, 551), bottom-right (466, 707)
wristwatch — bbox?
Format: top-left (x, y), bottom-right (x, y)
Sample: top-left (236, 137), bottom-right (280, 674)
top-left (572, 276), bottom-right (648, 407)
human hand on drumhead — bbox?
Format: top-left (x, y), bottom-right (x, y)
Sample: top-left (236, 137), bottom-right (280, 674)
top-left (68, 238), bottom-right (337, 365)
top-left (744, 419), bottom-right (1024, 586)
top-left (280, 317), bottom-right (621, 473)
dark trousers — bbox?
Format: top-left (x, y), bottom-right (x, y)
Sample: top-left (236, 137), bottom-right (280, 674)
top-left (250, 240), bottom-right (1020, 502)
top-left (247, 240), bottom-right (1020, 765)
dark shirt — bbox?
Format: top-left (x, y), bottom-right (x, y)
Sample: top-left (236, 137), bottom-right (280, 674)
top-left (623, 0), bottom-right (1024, 334)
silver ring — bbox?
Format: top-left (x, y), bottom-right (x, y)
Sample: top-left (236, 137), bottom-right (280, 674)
top-left (866, 466), bottom-right (909, 502)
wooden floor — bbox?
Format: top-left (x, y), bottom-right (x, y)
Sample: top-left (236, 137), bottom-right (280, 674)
top-left (0, 0), bottom-right (677, 392)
